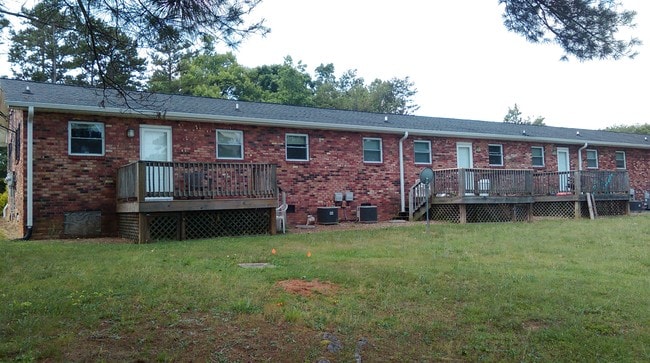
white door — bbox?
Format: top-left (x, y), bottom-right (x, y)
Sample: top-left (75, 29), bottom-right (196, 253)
top-left (557, 147), bottom-right (571, 192)
top-left (140, 126), bottom-right (173, 199)
top-left (457, 143), bottom-right (474, 195)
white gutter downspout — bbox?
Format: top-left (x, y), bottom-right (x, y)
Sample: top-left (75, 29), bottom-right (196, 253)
top-left (24, 106), bottom-right (34, 239)
top-left (578, 142), bottom-right (588, 171)
top-left (399, 131), bottom-right (409, 213)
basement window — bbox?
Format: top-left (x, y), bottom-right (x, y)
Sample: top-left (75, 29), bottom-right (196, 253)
top-left (69, 121), bottom-right (105, 156)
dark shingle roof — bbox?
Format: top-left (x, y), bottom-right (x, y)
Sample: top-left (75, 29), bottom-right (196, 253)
top-left (2, 78), bottom-right (649, 148)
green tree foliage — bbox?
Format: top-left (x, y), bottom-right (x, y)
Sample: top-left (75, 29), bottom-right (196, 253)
top-left (503, 104), bottom-right (546, 125)
top-left (604, 123), bottom-right (650, 134)
top-left (151, 53), bottom-right (420, 114)
top-left (8, 0), bottom-right (146, 89)
top-left (147, 29), bottom-right (196, 94)
top-left (500, 0), bottom-right (640, 60)
top-left (7, 0), bottom-right (74, 83)
top-left (1, 0), bottom-right (267, 92)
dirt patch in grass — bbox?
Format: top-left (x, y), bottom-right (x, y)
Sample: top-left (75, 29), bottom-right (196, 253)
top-left (276, 279), bottom-right (339, 297)
top-left (65, 313), bottom-right (321, 362)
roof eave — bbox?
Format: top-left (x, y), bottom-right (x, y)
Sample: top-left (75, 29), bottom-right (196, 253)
top-left (9, 101), bottom-right (650, 149)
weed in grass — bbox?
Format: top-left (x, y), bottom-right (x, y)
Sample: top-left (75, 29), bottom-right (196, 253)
top-left (230, 298), bottom-right (261, 315)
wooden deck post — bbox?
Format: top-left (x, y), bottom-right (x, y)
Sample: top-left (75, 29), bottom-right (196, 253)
top-left (137, 161), bottom-right (147, 202)
top-left (138, 213), bottom-right (148, 243)
top-left (270, 207), bottom-right (277, 235)
top-left (459, 204), bottom-right (467, 224)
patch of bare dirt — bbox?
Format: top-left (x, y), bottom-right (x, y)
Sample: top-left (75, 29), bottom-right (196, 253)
top-left (276, 279), bottom-right (339, 297)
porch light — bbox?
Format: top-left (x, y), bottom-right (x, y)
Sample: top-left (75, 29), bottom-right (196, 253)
top-left (127, 128), bottom-right (135, 138)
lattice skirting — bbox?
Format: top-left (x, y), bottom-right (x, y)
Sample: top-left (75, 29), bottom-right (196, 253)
top-left (428, 203), bottom-right (531, 223)
top-left (118, 209), bottom-right (272, 242)
top-left (580, 200), bottom-right (628, 217)
top-left (533, 201), bottom-right (577, 219)
top-left (118, 213), bottom-right (140, 240)
top-left (428, 200), bottom-right (628, 224)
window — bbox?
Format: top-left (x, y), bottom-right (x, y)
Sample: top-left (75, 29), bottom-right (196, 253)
top-left (69, 121), bottom-right (104, 156)
top-left (414, 140), bottom-right (431, 164)
top-left (363, 138), bottom-right (383, 163)
top-left (586, 149), bottom-right (598, 169)
top-left (488, 144), bottom-right (503, 166)
top-left (216, 130), bottom-right (243, 159)
top-left (531, 146), bottom-right (545, 167)
top-left (615, 151), bottom-right (626, 169)
top-left (286, 134), bottom-right (309, 161)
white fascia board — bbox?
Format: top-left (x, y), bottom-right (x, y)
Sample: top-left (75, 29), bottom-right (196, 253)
top-left (10, 101), bottom-right (650, 149)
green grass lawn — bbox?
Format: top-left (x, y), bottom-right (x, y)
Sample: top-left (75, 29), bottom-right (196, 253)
top-left (2, 215), bottom-right (649, 362)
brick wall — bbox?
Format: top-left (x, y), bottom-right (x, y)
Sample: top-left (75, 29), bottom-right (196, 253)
top-left (9, 110), bottom-right (650, 239)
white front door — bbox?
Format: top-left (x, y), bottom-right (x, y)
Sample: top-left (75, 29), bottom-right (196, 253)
top-left (140, 126), bottom-right (173, 199)
top-left (557, 147), bottom-right (571, 192)
top-left (457, 142), bottom-right (474, 195)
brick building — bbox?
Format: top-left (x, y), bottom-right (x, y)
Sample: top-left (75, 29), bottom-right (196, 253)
top-left (1, 79), bottom-right (649, 241)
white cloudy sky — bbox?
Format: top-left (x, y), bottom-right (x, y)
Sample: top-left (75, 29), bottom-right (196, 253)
top-left (231, 0), bottom-right (649, 130)
top-left (1, 1), bottom-right (647, 130)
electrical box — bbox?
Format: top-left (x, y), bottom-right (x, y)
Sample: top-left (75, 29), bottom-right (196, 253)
top-left (334, 192), bottom-right (343, 202)
top-left (345, 191), bottom-right (354, 201)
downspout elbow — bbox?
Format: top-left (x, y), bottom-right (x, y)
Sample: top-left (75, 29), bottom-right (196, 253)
top-left (578, 142), bottom-right (588, 171)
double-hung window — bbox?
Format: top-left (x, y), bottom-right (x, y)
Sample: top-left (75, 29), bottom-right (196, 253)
top-left (531, 146), bottom-right (545, 167)
top-left (363, 138), bottom-right (382, 163)
top-left (615, 151), bottom-right (626, 169)
top-left (488, 144), bottom-right (503, 166)
top-left (286, 134), bottom-right (309, 161)
top-left (414, 140), bottom-right (431, 164)
top-left (216, 130), bottom-right (243, 159)
top-left (586, 149), bottom-right (598, 169)
top-left (69, 121), bottom-right (105, 156)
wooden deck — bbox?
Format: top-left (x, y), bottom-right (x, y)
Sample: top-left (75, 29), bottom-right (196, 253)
top-left (409, 168), bottom-right (630, 222)
top-left (116, 161), bottom-right (278, 242)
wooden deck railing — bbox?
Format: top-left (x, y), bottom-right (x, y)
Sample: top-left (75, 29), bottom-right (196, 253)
top-left (408, 168), bottom-right (629, 219)
top-left (117, 161), bottom-right (277, 202)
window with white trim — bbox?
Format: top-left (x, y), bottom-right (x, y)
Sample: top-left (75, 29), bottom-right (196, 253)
top-left (531, 146), bottom-right (545, 167)
top-left (414, 140), bottom-right (431, 164)
top-left (68, 121), bottom-right (105, 156)
top-left (216, 130), bottom-right (243, 159)
top-left (286, 134), bottom-right (309, 161)
top-left (488, 144), bottom-right (503, 166)
top-left (363, 138), bottom-right (383, 163)
top-left (586, 149), bottom-right (598, 168)
top-left (615, 151), bottom-right (626, 169)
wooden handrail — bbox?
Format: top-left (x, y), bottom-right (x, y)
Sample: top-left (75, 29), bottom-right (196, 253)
top-left (117, 161), bottom-right (277, 201)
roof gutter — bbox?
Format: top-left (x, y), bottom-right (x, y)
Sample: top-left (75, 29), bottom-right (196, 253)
top-left (8, 101), bottom-right (650, 149)
top-left (399, 131), bottom-right (409, 213)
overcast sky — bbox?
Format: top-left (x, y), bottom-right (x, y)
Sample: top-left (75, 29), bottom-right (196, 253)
top-left (231, 0), bottom-right (649, 130)
top-left (1, 1), bottom-right (647, 130)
